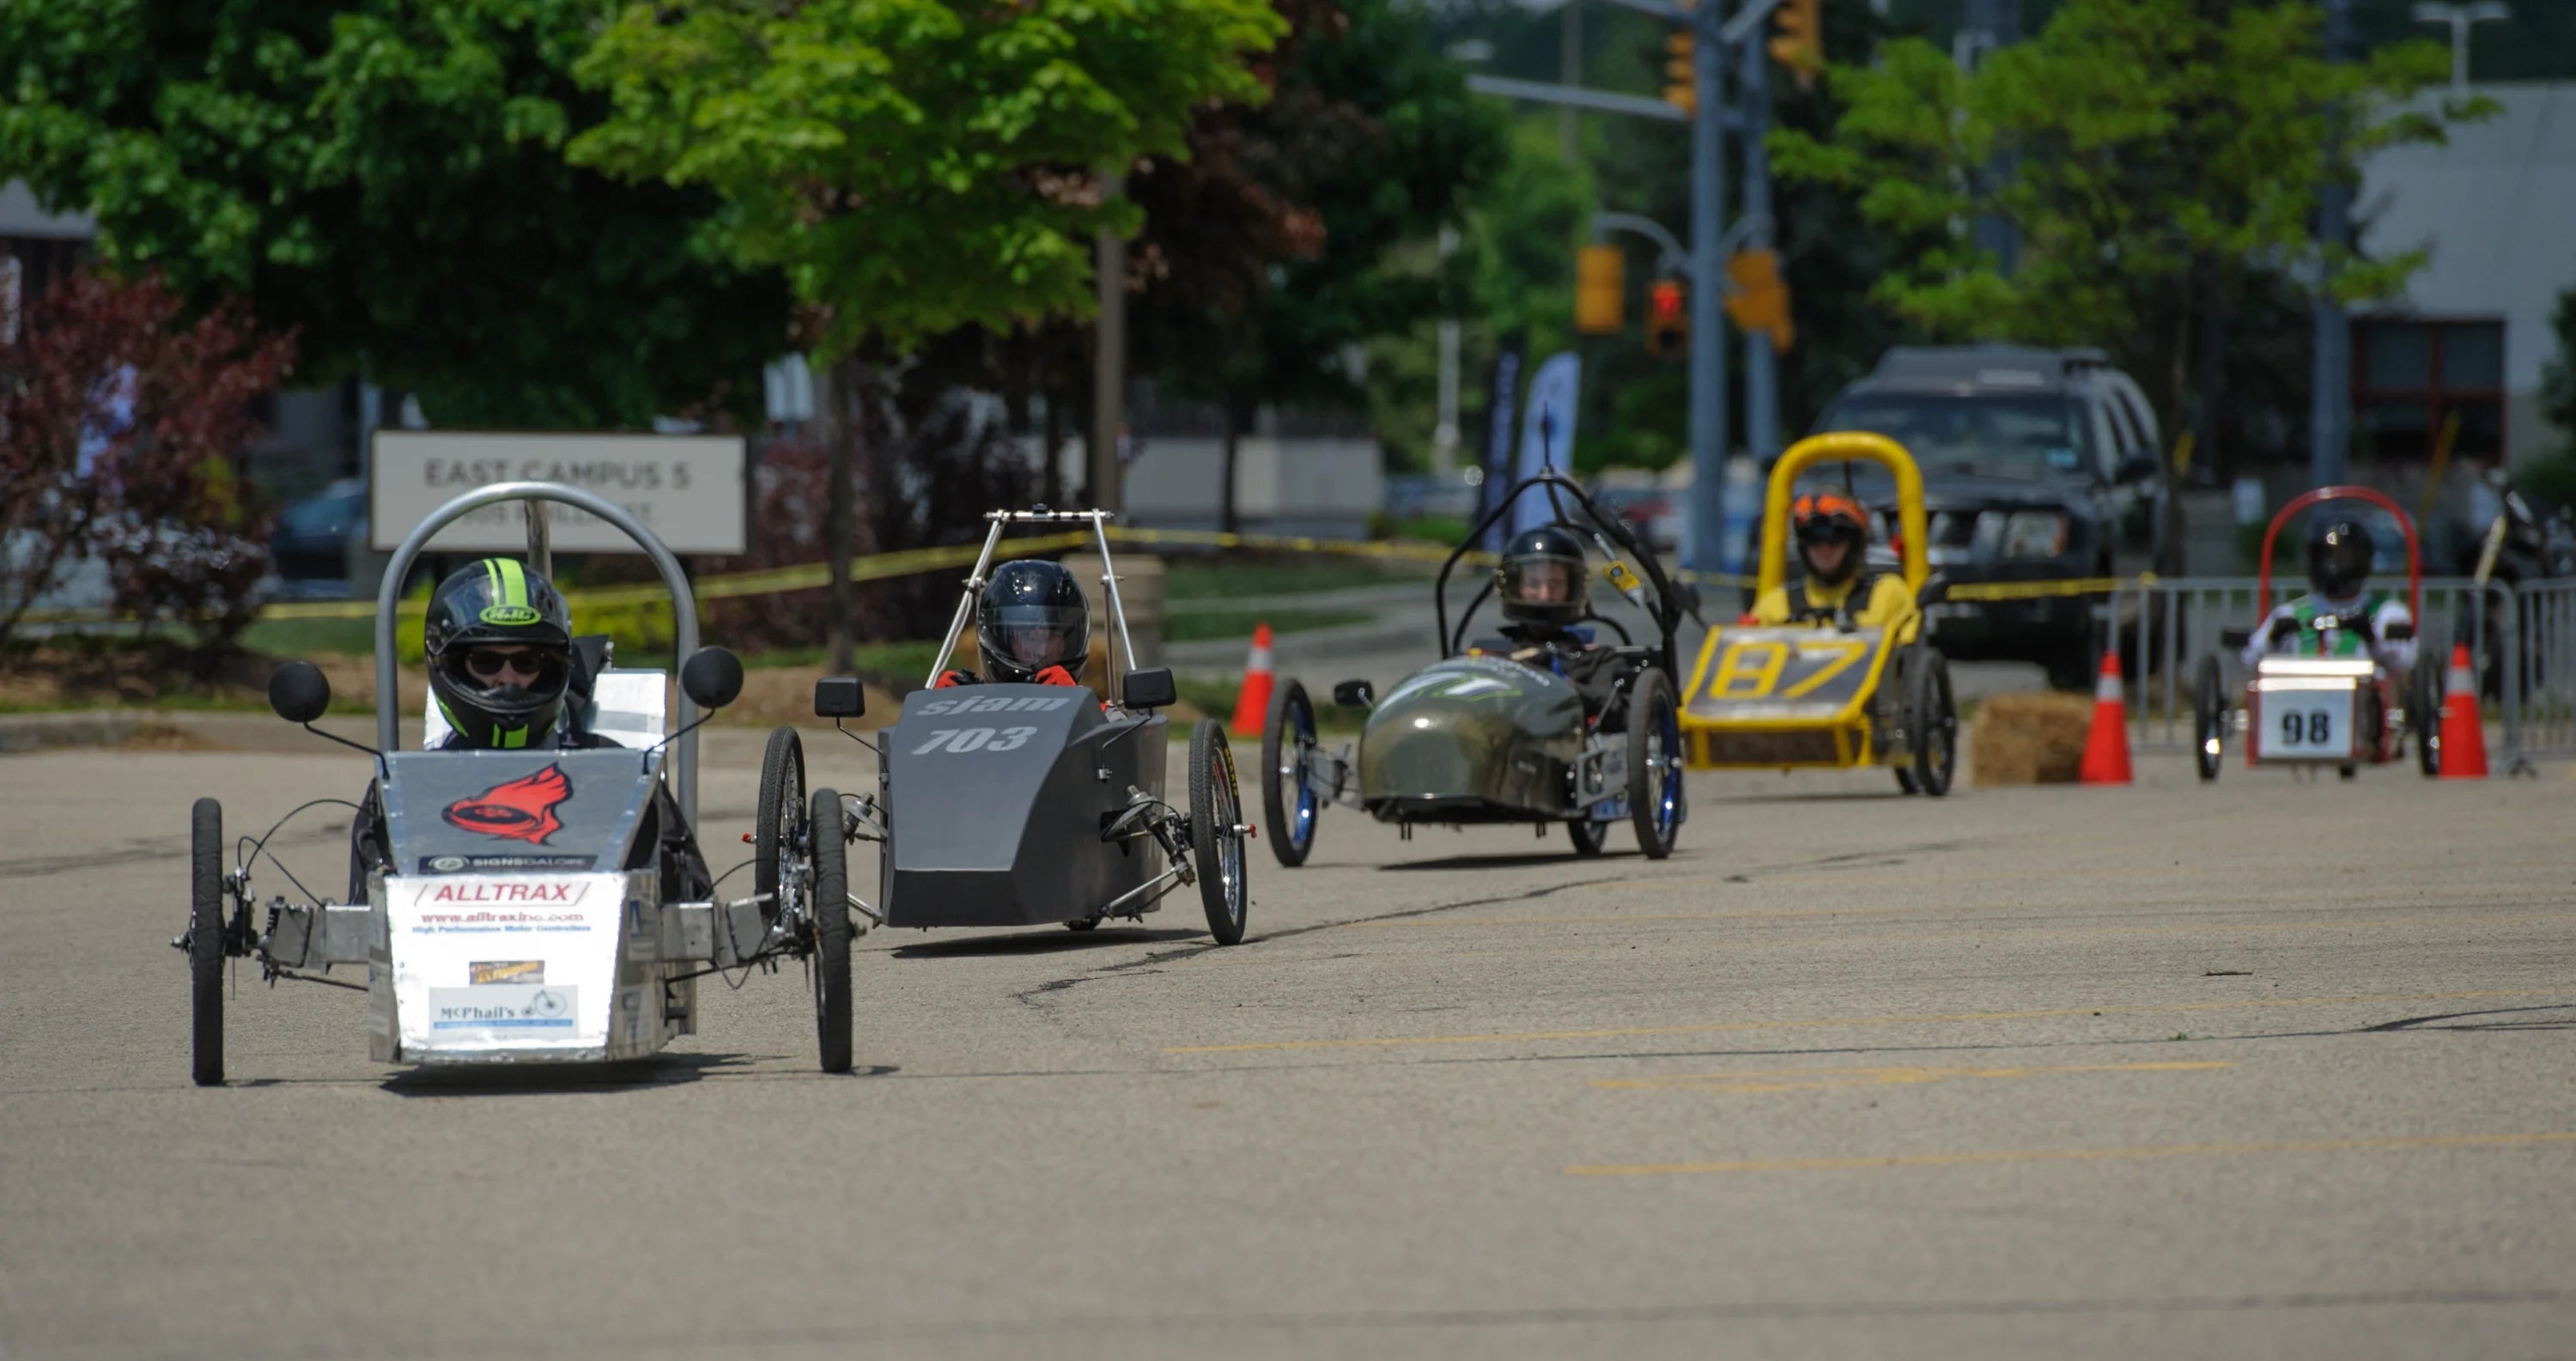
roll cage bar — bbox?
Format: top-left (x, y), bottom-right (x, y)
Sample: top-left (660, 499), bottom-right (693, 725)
top-left (1434, 469), bottom-right (1692, 677)
top-left (374, 482), bottom-right (707, 825)
top-left (2257, 484), bottom-right (2423, 620)
top-left (926, 508), bottom-right (1144, 692)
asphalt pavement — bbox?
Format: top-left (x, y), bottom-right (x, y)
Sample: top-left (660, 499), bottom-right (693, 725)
top-left (2, 737), bottom-right (2570, 1360)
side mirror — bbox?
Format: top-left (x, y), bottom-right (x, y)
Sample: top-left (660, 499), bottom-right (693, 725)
top-left (1674, 580), bottom-right (1704, 617)
top-left (2114, 454), bottom-right (2160, 486)
top-left (679, 647), bottom-right (744, 711)
top-left (1916, 574), bottom-right (1950, 608)
top-left (1332, 678), bottom-right (1376, 709)
top-left (1121, 667), bottom-right (1177, 711)
top-left (2220, 627), bottom-right (2252, 649)
top-left (813, 676), bottom-right (866, 719)
top-left (2384, 622), bottom-right (2415, 642)
top-left (268, 660), bottom-right (331, 725)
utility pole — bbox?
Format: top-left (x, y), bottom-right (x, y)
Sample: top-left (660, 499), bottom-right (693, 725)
top-left (1959, 0), bottom-right (2022, 276)
top-left (1686, 0), bottom-right (1729, 574)
top-left (1434, 227), bottom-right (1461, 472)
top-left (2412, 2), bottom-right (2512, 92)
top-left (1091, 171), bottom-right (1127, 514)
top-left (2310, 0), bottom-right (2354, 489)
top-left (1739, 24), bottom-right (1779, 465)
top-left (1560, 0), bottom-right (1584, 159)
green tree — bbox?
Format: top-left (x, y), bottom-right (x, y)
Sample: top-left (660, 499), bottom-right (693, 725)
top-left (1771, 0), bottom-right (2488, 464)
top-left (0, 1), bottom-right (792, 428)
top-left (567, 0), bottom-right (1284, 355)
top-left (1130, 0), bottom-right (1506, 527)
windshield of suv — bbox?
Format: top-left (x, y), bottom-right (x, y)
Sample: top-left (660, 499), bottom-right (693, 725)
top-left (1821, 393), bottom-right (2092, 483)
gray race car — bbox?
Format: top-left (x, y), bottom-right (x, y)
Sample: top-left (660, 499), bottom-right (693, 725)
top-left (1260, 470), bottom-right (1698, 866)
top-left (769, 508), bottom-right (1250, 945)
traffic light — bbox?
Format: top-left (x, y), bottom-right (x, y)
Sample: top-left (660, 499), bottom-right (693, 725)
top-left (1576, 246), bottom-right (1625, 335)
top-left (1662, 32), bottom-right (1696, 114)
top-left (1723, 248), bottom-right (1795, 350)
top-left (1643, 277), bottom-right (1687, 357)
top-left (1770, 0), bottom-right (1823, 90)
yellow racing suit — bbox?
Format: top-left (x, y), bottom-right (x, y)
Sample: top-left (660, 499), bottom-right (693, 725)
top-left (1747, 573), bottom-right (1919, 642)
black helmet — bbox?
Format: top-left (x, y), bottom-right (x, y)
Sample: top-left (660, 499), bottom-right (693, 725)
top-left (423, 558), bottom-right (574, 749)
top-left (977, 559), bottom-right (1090, 683)
top-left (1496, 526), bottom-right (1589, 627)
top-left (2308, 519), bottom-right (2374, 599)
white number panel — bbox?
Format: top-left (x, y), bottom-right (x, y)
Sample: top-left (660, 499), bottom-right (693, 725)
top-left (2255, 696), bottom-right (2354, 760)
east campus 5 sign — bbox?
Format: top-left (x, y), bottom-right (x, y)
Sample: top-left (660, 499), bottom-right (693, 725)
top-left (370, 431), bottom-right (748, 556)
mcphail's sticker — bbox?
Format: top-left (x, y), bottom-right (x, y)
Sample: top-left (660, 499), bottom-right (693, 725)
top-left (428, 984), bottom-right (578, 1031)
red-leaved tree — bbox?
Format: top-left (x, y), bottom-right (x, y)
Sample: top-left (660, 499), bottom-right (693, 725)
top-left (0, 270), bottom-right (295, 658)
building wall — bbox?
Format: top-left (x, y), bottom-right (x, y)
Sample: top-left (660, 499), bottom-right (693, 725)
top-left (1118, 436), bottom-right (1384, 538)
top-left (2358, 82), bottom-right (2576, 465)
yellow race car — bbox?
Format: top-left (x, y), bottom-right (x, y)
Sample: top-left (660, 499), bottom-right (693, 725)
top-left (1679, 432), bottom-right (1960, 794)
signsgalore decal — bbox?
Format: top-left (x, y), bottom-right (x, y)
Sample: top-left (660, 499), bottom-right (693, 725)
top-left (442, 763), bottom-right (572, 844)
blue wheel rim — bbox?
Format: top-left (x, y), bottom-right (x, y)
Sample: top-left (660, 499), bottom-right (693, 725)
top-left (1652, 696), bottom-right (1683, 837)
top-left (1287, 693), bottom-right (1317, 852)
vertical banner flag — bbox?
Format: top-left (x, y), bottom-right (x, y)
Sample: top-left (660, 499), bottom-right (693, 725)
top-left (1510, 352), bottom-right (1583, 540)
top-left (1479, 341), bottom-right (1524, 550)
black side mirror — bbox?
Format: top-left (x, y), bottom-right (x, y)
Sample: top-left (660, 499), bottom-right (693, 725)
top-left (679, 647), bottom-right (744, 711)
top-left (813, 676), bottom-right (866, 719)
top-left (1674, 580), bottom-right (1704, 617)
top-left (2384, 622), bottom-right (2415, 642)
top-left (1121, 667), bottom-right (1177, 710)
top-left (1332, 678), bottom-right (1376, 709)
top-left (268, 660), bottom-right (331, 724)
top-left (1916, 574), bottom-right (1950, 608)
top-left (2220, 627), bottom-right (2252, 649)
top-left (2114, 454), bottom-right (2160, 485)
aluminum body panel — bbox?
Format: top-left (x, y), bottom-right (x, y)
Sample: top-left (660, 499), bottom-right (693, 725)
top-left (1358, 656), bottom-right (1583, 821)
top-left (380, 749), bottom-right (655, 877)
top-left (878, 685), bottom-right (1169, 928)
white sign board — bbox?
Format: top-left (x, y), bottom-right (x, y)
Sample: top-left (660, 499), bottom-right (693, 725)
top-left (370, 432), bottom-right (746, 555)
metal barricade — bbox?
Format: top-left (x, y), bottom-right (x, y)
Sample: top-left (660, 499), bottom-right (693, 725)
top-left (2106, 575), bottom-right (2497, 751)
top-left (2509, 578), bottom-right (2576, 760)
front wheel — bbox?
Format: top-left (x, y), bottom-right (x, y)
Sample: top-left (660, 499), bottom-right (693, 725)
top-left (756, 726), bottom-right (805, 922)
top-left (1905, 647), bottom-right (1958, 798)
top-left (2193, 654), bottom-right (2226, 783)
top-left (806, 787), bottom-right (852, 1074)
top-left (1566, 818), bottom-right (1608, 857)
top-left (2409, 650), bottom-right (2442, 777)
top-left (1189, 721), bottom-right (1249, 945)
top-left (190, 798), bottom-right (225, 1087)
top-left (1259, 679), bottom-right (1319, 868)
top-left (1625, 668), bottom-right (1684, 856)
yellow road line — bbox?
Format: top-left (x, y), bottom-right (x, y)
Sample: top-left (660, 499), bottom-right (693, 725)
top-left (1162, 988), bottom-right (2559, 1054)
top-left (1568, 1130), bottom-right (2576, 1177)
top-left (1590, 1060), bottom-right (2230, 1094)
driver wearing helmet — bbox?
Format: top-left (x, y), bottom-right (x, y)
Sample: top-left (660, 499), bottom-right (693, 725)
top-left (1479, 526), bottom-right (1624, 705)
top-left (937, 559), bottom-right (1091, 690)
top-left (2240, 519), bottom-right (2416, 675)
top-left (1747, 491), bottom-right (1917, 634)
top-left (346, 557), bottom-right (708, 900)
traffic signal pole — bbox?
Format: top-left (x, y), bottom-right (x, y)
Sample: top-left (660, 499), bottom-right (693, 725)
top-left (1737, 16), bottom-right (1779, 465)
top-left (1686, 0), bottom-right (1728, 574)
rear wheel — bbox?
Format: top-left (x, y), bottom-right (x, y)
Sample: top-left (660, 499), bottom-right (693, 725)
top-left (1259, 679), bottom-right (1319, 868)
top-left (190, 798), bottom-right (225, 1087)
top-left (1906, 647), bottom-right (1958, 798)
top-left (1566, 818), bottom-right (1608, 857)
top-left (1189, 721), bottom-right (1249, 945)
top-left (756, 726), bottom-right (805, 921)
top-left (2193, 654), bottom-right (2227, 783)
top-left (1625, 668), bottom-right (1683, 857)
top-left (2409, 651), bottom-right (2442, 777)
top-left (806, 788), bottom-right (852, 1074)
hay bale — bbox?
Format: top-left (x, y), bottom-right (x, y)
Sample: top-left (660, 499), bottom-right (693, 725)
top-left (1969, 691), bottom-right (2095, 786)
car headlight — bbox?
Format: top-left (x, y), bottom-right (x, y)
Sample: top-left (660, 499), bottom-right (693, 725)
top-left (1996, 510), bottom-right (2068, 559)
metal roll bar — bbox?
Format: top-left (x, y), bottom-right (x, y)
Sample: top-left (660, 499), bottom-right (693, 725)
top-left (374, 482), bottom-right (705, 823)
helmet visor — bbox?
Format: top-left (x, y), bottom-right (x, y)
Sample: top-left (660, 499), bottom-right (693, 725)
top-left (1502, 558), bottom-right (1580, 606)
top-left (985, 602), bottom-right (1085, 670)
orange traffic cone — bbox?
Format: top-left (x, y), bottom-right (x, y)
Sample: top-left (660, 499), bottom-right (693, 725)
top-left (1229, 622), bottom-right (1275, 738)
top-left (2437, 643), bottom-right (2488, 780)
top-left (2079, 649), bottom-right (2134, 785)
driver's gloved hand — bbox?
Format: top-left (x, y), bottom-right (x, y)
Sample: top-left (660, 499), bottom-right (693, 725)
top-left (2268, 616), bottom-right (2301, 645)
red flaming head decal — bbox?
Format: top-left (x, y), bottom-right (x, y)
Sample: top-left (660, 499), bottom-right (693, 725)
top-left (441, 763), bottom-right (572, 844)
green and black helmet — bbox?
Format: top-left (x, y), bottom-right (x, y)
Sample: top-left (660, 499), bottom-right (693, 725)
top-left (423, 558), bottom-right (574, 749)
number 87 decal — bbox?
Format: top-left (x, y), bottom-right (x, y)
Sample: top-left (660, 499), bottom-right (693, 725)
top-left (1709, 637), bottom-right (1870, 701)
top-left (912, 726), bottom-right (1037, 755)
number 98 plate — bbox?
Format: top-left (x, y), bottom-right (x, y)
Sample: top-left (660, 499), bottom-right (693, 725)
top-left (2255, 695), bottom-right (2354, 760)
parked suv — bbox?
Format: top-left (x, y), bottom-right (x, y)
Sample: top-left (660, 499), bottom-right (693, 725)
top-left (1808, 345), bottom-right (2165, 690)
